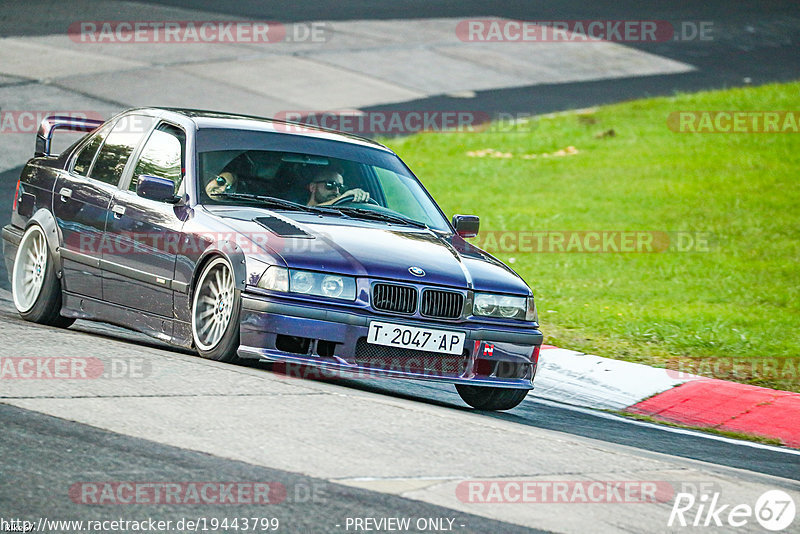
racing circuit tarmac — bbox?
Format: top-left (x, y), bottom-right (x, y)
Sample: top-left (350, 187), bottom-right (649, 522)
top-left (0, 289), bottom-right (798, 532)
top-left (2, 1), bottom-right (800, 532)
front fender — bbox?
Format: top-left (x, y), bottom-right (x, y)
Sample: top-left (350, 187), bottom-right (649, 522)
top-left (190, 240), bottom-right (279, 298)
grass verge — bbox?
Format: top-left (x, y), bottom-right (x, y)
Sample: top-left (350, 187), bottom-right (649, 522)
top-left (383, 81), bottom-right (800, 392)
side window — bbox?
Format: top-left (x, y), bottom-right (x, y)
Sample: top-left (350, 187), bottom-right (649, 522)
top-left (90, 115), bottom-right (156, 186)
top-left (129, 123), bottom-right (185, 194)
top-left (72, 124), bottom-right (112, 176)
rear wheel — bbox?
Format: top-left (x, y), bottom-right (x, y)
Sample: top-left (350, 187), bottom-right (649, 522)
top-left (191, 256), bottom-right (241, 362)
top-left (455, 384), bottom-right (529, 411)
top-left (11, 224), bottom-right (74, 327)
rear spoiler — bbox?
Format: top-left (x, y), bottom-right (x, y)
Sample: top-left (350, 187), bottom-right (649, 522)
top-left (35, 115), bottom-right (105, 157)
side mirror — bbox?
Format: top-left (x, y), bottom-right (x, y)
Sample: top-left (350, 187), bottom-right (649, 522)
top-left (136, 175), bottom-right (177, 203)
top-left (452, 214), bottom-right (480, 238)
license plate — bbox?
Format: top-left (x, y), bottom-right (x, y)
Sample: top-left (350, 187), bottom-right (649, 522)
top-left (367, 321), bottom-right (465, 355)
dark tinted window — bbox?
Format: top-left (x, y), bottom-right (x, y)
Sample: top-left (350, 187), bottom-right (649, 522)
top-left (130, 123), bottom-right (185, 194)
top-left (90, 115), bottom-right (155, 186)
top-left (72, 124), bottom-right (111, 176)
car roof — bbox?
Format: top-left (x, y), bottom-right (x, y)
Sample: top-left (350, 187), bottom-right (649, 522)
top-left (127, 107), bottom-right (393, 152)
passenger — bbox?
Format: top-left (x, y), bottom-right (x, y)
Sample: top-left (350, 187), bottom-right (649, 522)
top-left (305, 167), bottom-right (369, 206)
top-left (207, 151), bottom-right (280, 197)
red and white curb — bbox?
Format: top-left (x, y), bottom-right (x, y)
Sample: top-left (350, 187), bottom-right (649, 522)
top-left (532, 345), bottom-right (695, 410)
top-left (534, 346), bottom-right (800, 448)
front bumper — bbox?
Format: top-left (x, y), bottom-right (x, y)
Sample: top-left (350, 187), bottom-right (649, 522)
top-left (238, 293), bottom-right (543, 389)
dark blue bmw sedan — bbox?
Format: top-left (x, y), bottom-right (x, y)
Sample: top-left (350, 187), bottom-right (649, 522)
top-left (2, 108), bottom-right (542, 410)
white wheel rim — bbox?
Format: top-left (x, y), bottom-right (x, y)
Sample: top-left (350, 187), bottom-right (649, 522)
top-left (12, 226), bottom-right (49, 313)
top-left (192, 258), bottom-right (236, 351)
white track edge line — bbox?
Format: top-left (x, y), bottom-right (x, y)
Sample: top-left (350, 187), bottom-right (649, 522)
top-left (526, 397), bottom-right (800, 456)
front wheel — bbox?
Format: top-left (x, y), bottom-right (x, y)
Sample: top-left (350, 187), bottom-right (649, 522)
top-left (455, 384), bottom-right (529, 411)
top-left (191, 256), bottom-right (241, 363)
top-left (11, 224), bottom-right (74, 328)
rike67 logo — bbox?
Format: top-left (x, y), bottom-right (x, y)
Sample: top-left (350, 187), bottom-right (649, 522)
top-left (669, 489), bottom-right (796, 531)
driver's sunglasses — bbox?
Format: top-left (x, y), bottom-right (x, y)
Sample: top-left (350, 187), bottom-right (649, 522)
top-left (315, 180), bottom-right (344, 192)
top-left (215, 175), bottom-right (234, 191)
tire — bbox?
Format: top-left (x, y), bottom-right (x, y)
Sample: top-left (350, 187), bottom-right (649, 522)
top-left (455, 384), bottom-right (529, 411)
top-left (191, 256), bottom-right (242, 363)
top-left (11, 224), bottom-right (74, 328)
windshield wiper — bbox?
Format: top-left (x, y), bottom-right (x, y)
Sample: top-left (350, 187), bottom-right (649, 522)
top-left (210, 193), bottom-right (340, 215)
top-left (209, 193), bottom-right (425, 227)
top-left (334, 207), bottom-right (428, 229)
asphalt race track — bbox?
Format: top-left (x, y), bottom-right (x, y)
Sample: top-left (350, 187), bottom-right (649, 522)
top-left (1, 1), bottom-right (799, 532)
top-left (1, 403), bottom-right (540, 534)
top-left (1, 289), bottom-right (798, 532)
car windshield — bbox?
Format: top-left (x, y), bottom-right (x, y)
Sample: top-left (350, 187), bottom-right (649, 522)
top-left (197, 146), bottom-right (451, 232)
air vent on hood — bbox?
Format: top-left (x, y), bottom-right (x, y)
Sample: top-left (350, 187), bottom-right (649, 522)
top-left (253, 216), bottom-right (312, 238)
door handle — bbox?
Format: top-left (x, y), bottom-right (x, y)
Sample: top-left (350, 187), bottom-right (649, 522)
top-left (112, 204), bottom-right (126, 218)
top-left (59, 188), bottom-right (72, 202)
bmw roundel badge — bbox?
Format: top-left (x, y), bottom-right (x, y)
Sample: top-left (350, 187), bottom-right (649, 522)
top-left (408, 266), bottom-right (425, 277)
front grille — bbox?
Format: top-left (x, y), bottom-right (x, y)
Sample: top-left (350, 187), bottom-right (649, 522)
top-left (372, 283), bottom-right (417, 314)
top-left (421, 289), bottom-right (464, 319)
top-left (355, 338), bottom-right (468, 377)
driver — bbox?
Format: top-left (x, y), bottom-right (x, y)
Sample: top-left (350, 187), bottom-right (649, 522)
top-left (205, 171), bottom-right (237, 197)
top-left (305, 167), bottom-right (369, 206)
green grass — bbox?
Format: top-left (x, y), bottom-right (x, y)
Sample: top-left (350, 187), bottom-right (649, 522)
top-left (382, 81), bottom-right (800, 392)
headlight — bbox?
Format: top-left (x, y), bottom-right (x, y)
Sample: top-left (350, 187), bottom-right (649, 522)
top-left (290, 271), bottom-right (314, 293)
top-left (320, 275), bottom-right (346, 298)
top-left (498, 296), bottom-right (522, 318)
top-left (257, 266), bottom-right (356, 301)
top-left (474, 293), bottom-right (498, 316)
top-left (473, 292), bottom-right (530, 320)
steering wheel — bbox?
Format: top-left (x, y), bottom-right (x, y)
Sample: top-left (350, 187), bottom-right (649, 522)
top-left (331, 194), bottom-right (379, 206)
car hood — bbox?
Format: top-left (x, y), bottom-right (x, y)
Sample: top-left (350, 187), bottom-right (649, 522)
top-left (207, 207), bottom-right (531, 294)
